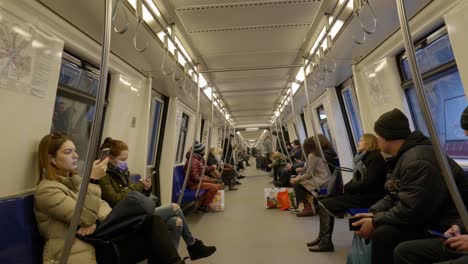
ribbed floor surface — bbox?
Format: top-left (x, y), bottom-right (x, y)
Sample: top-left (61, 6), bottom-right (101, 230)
top-left (179, 162), bottom-right (353, 264)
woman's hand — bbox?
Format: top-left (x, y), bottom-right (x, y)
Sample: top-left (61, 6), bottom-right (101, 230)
top-left (76, 224), bottom-right (96, 236)
top-left (90, 158), bottom-right (109, 180)
top-left (445, 225), bottom-right (461, 237)
top-left (141, 178), bottom-right (152, 190)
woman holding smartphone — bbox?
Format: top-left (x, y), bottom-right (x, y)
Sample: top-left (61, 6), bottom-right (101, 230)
top-left (34, 132), bottom-right (184, 264)
top-left (99, 137), bottom-right (216, 261)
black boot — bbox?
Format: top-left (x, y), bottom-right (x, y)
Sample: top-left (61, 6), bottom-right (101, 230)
top-left (187, 239), bottom-right (217, 260)
top-left (306, 206), bottom-right (326, 247)
top-left (308, 208), bottom-right (334, 252)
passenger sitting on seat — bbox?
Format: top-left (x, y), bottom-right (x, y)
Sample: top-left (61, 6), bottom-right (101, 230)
top-left (392, 106), bottom-right (468, 264)
top-left (184, 142), bottom-right (221, 213)
top-left (34, 132), bottom-right (184, 264)
top-left (352, 109), bottom-right (468, 264)
top-left (278, 140), bottom-right (304, 187)
top-left (207, 147), bottom-right (222, 183)
top-left (308, 134), bottom-right (387, 252)
top-left (98, 138), bottom-right (216, 261)
top-left (290, 137), bottom-right (332, 217)
top-left (316, 134), bottom-right (340, 173)
top-left (270, 151), bottom-right (287, 185)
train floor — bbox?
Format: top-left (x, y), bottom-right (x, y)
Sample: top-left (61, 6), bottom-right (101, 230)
top-left (178, 160), bottom-right (354, 264)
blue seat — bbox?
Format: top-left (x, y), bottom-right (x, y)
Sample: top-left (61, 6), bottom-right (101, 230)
top-left (319, 188), bottom-right (328, 195)
top-left (172, 165), bottom-right (206, 205)
top-left (347, 208), bottom-right (370, 216)
top-left (0, 193), bottom-right (43, 264)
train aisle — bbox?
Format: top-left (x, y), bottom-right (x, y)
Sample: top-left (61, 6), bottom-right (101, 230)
top-left (179, 160), bottom-right (353, 264)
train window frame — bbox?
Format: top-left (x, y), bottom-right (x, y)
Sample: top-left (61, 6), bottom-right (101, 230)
top-left (52, 51), bottom-right (110, 173)
top-left (300, 112), bottom-right (308, 138)
top-left (397, 27), bottom-right (468, 161)
top-left (336, 78), bottom-right (363, 154)
top-left (147, 96), bottom-right (164, 167)
top-left (175, 113), bottom-right (190, 163)
top-left (316, 105), bottom-right (335, 148)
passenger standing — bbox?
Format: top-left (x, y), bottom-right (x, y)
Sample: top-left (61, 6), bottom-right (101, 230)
top-left (393, 106), bottom-right (468, 264)
top-left (223, 135), bottom-right (234, 165)
top-left (308, 134), bottom-right (386, 252)
top-left (290, 137), bottom-right (332, 217)
top-left (184, 142), bottom-right (221, 213)
top-left (34, 133), bottom-right (184, 264)
top-left (98, 138), bottom-right (216, 261)
top-left (352, 109), bottom-right (468, 264)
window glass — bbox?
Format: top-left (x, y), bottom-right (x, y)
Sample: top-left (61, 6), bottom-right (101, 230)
top-left (401, 34), bottom-right (455, 80)
top-left (59, 60), bottom-right (82, 88)
top-left (147, 99), bottom-right (163, 166)
top-left (176, 113), bottom-right (189, 163)
top-left (52, 96), bottom-right (95, 172)
top-left (342, 87), bottom-right (364, 145)
top-left (316, 105), bottom-right (336, 148)
top-left (405, 69), bottom-right (468, 158)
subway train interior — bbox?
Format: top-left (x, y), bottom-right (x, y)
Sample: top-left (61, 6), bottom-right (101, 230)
top-left (1, 0), bottom-right (468, 263)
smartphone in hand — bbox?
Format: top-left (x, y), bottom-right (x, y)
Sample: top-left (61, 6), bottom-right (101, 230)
top-left (427, 229), bottom-right (451, 239)
top-left (100, 148), bottom-right (110, 161)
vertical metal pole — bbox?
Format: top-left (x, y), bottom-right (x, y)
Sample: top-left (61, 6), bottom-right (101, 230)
top-left (177, 73), bottom-right (201, 205)
top-left (221, 118), bottom-right (227, 161)
top-left (269, 125), bottom-right (274, 155)
top-left (303, 65), bottom-right (328, 165)
top-left (196, 97), bottom-right (214, 198)
top-left (289, 87), bottom-right (307, 161)
top-left (278, 113), bottom-right (293, 163)
top-left (274, 119), bottom-right (287, 155)
top-left (220, 123), bottom-right (231, 175)
top-left (59, 0), bottom-right (112, 263)
top-left (396, 0), bottom-right (468, 228)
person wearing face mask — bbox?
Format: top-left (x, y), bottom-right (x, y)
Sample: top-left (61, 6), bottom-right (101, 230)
top-left (99, 138), bottom-right (216, 261)
top-left (34, 133), bottom-right (185, 264)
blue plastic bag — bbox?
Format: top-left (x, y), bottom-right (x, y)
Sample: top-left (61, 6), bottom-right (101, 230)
top-left (346, 233), bottom-right (372, 264)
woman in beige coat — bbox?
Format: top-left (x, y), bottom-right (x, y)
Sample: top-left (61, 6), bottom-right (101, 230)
top-left (34, 132), bottom-right (185, 264)
top-left (290, 137), bottom-right (331, 217)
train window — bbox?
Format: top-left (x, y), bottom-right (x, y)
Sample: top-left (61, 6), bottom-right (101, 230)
top-left (341, 84), bottom-right (364, 147)
top-left (316, 105), bottom-right (335, 147)
top-left (175, 113), bottom-right (190, 163)
top-left (147, 98), bottom-right (164, 166)
top-left (399, 29), bottom-right (468, 159)
top-left (52, 52), bottom-right (104, 173)
top-left (300, 113), bottom-right (308, 137)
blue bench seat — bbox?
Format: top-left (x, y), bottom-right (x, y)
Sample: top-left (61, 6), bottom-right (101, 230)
top-left (0, 193), bottom-right (43, 264)
top-left (172, 165), bottom-right (206, 205)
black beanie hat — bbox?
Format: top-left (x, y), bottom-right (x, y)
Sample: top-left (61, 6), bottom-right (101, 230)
top-left (374, 108), bottom-right (411, 140)
top-left (461, 106), bottom-right (468, 130)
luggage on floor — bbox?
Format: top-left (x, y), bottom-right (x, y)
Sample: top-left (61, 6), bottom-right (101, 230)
top-left (264, 187), bottom-right (281, 209)
top-left (277, 190), bottom-right (291, 210)
top-left (346, 233), bottom-right (372, 264)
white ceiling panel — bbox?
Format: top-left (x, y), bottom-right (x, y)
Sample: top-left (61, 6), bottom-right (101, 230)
top-left (202, 51), bottom-right (298, 69)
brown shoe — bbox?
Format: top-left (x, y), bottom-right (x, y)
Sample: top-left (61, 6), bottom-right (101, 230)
top-left (297, 204), bottom-right (315, 217)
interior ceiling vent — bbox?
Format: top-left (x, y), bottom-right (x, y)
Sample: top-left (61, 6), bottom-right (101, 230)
top-left (189, 23), bottom-right (311, 33)
top-left (177, 0), bottom-right (321, 12)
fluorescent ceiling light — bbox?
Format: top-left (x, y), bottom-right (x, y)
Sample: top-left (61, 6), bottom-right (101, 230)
top-left (309, 26), bottom-right (326, 55)
top-left (306, 64), bottom-right (311, 75)
top-left (275, 111), bottom-right (280, 117)
top-left (199, 74), bottom-right (208, 88)
top-left (175, 37), bottom-right (192, 63)
top-left (329, 16), bottom-right (344, 40)
top-left (246, 128), bottom-right (259, 131)
top-left (128, 0), bottom-right (136, 8)
top-left (295, 67), bottom-right (305, 82)
top-left (339, 0), bottom-right (354, 10)
top-left (145, 0), bottom-right (161, 18)
top-left (292, 82), bottom-right (300, 95)
top-left (203, 87), bottom-right (212, 100)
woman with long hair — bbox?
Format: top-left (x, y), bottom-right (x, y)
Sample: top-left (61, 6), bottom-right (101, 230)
top-left (34, 132), bottom-right (185, 263)
top-left (308, 133), bottom-right (387, 252)
top-left (290, 137), bottom-right (332, 217)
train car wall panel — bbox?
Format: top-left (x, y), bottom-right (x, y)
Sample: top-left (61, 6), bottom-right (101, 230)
top-left (101, 74), bottom-right (151, 178)
top-left (353, 57), bottom-right (414, 134)
top-left (445, 1), bottom-right (468, 98)
top-left (0, 3), bottom-right (64, 197)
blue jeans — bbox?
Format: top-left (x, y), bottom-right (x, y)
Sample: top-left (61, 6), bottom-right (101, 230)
top-left (153, 204), bottom-right (196, 248)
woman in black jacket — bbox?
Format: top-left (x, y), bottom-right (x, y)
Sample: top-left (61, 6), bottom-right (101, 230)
top-left (308, 133), bottom-right (387, 252)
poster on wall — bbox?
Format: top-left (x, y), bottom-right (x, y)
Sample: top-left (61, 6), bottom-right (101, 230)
top-left (0, 7), bottom-right (63, 98)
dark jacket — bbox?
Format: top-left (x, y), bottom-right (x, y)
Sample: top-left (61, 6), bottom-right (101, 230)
top-left (323, 148), bottom-right (339, 173)
top-left (184, 152), bottom-right (213, 189)
top-left (223, 138), bottom-right (233, 163)
top-left (289, 147), bottom-right (303, 162)
top-left (207, 154), bottom-right (218, 166)
top-left (344, 150), bottom-right (386, 196)
top-left (99, 164), bottom-right (150, 208)
top-left (370, 131), bottom-right (468, 230)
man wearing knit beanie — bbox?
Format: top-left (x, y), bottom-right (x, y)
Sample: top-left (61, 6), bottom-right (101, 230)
top-left (353, 108), bottom-right (468, 264)
top-left (462, 106), bottom-right (468, 135)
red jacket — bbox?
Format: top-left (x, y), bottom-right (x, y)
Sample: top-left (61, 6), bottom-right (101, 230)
top-left (184, 152), bottom-right (213, 189)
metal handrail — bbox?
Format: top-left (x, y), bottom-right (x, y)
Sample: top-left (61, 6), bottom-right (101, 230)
top-left (161, 36), bottom-right (176, 76)
top-left (177, 73), bottom-right (201, 205)
top-left (195, 97), bottom-right (215, 198)
top-left (132, 0), bottom-right (148, 52)
top-left (396, 0), bottom-right (468, 229)
top-left (289, 85), bottom-right (307, 161)
top-left (59, 0), bottom-right (113, 263)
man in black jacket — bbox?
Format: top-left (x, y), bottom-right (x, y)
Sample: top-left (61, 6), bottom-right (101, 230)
top-left (392, 106), bottom-right (468, 264)
top-left (353, 108), bottom-right (468, 264)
